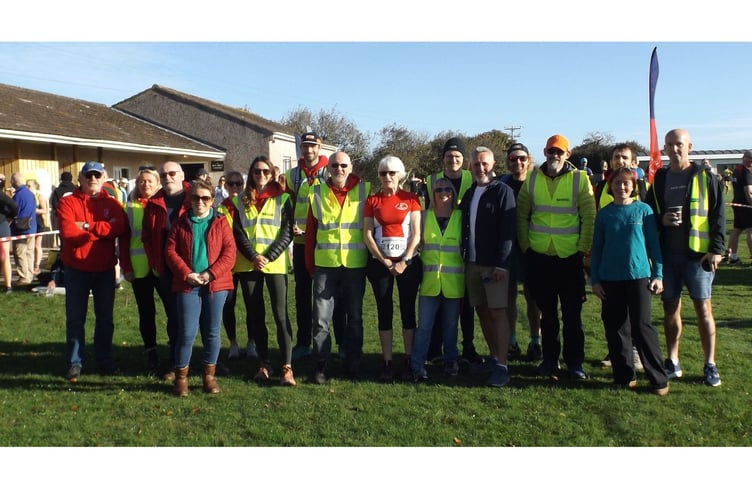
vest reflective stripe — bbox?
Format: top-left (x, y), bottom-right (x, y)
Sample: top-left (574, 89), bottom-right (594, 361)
top-left (420, 209), bottom-right (464, 298)
top-left (688, 172), bottom-right (710, 252)
top-left (126, 201), bottom-right (150, 278)
top-left (527, 168), bottom-right (582, 256)
top-left (237, 194), bottom-right (289, 274)
top-left (291, 167), bottom-right (327, 244)
top-left (311, 181), bottom-right (369, 268)
top-left (219, 196), bottom-right (254, 273)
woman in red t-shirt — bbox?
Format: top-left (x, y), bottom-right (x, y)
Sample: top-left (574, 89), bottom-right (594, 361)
top-left (364, 155), bottom-right (422, 382)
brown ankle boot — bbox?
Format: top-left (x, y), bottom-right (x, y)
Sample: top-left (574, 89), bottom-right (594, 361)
top-left (173, 366), bottom-right (189, 397)
top-left (202, 364), bottom-right (221, 394)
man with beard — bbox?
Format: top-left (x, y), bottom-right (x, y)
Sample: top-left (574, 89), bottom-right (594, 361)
top-left (517, 134), bottom-right (596, 381)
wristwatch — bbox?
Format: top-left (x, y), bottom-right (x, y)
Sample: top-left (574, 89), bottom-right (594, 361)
top-left (403, 257), bottom-right (413, 266)
top-left (82, 222), bottom-right (90, 231)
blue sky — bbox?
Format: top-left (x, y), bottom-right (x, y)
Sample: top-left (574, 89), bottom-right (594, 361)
top-left (1, 4), bottom-right (750, 161)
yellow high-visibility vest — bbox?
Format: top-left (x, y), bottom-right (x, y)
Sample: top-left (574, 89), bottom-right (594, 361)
top-left (420, 209), bottom-right (465, 298)
top-left (310, 181), bottom-right (370, 268)
top-left (236, 193), bottom-right (290, 275)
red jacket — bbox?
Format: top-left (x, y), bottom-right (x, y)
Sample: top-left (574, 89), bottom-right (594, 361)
top-left (57, 187), bottom-right (129, 272)
top-left (142, 182), bottom-right (192, 275)
top-left (164, 211), bottom-right (236, 294)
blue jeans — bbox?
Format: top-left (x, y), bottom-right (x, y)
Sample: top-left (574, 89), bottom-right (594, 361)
top-left (662, 253), bottom-right (714, 301)
top-left (64, 266), bottom-right (116, 368)
top-left (312, 266), bottom-right (366, 371)
top-left (175, 286), bottom-right (228, 368)
top-left (411, 294), bottom-right (460, 373)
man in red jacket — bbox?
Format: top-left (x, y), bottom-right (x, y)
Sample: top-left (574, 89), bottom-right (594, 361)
top-left (142, 161), bottom-right (192, 381)
top-left (58, 161), bottom-right (129, 382)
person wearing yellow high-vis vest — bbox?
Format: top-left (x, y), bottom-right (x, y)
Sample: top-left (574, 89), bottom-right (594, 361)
top-left (304, 151), bottom-right (370, 383)
top-left (517, 134), bottom-right (596, 381)
top-left (121, 166), bottom-right (163, 374)
top-left (216, 170), bottom-right (259, 361)
top-left (409, 177), bottom-right (464, 381)
top-left (287, 131), bottom-right (330, 362)
top-left (424, 137), bottom-right (483, 369)
top-left (231, 157), bottom-right (295, 387)
top-left (645, 129), bottom-right (725, 387)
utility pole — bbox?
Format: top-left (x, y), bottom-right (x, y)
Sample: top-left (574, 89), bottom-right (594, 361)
top-left (504, 126), bottom-right (522, 142)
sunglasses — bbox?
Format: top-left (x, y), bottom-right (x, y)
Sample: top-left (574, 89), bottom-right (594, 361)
top-left (329, 162), bottom-right (349, 169)
top-left (379, 171), bottom-right (398, 177)
top-left (546, 148), bottom-right (565, 156)
top-left (160, 171), bottom-right (179, 178)
top-left (252, 169), bottom-right (272, 176)
top-left (84, 171), bottom-right (103, 179)
top-left (508, 155), bottom-right (528, 162)
top-left (191, 195), bottom-right (213, 203)
top-left (434, 187), bottom-right (453, 194)
top-left (226, 181), bottom-right (244, 187)
top-left (139, 166), bottom-right (157, 172)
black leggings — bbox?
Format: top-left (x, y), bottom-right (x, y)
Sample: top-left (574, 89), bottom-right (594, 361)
top-left (366, 257), bottom-right (421, 331)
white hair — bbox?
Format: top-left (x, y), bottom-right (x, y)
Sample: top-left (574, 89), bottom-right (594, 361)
top-left (378, 155), bottom-right (406, 181)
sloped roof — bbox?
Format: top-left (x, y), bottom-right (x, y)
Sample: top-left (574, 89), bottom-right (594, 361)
top-left (0, 82), bottom-right (222, 154)
top-left (115, 84), bottom-right (295, 136)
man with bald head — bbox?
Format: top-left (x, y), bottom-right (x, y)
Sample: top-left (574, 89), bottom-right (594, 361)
top-left (142, 160), bottom-right (193, 380)
top-left (304, 151), bottom-right (370, 383)
top-left (645, 129), bottom-right (725, 387)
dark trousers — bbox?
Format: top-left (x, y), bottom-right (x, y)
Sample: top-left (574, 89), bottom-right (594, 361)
top-left (528, 251), bottom-right (586, 369)
top-left (222, 273), bottom-right (258, 345)
top-left (131, 271), bottom-right (175, 351)
top-left (366, 257), bottom-right (421, 331)
top-left (156, 268), bottom-right (180, 369)
top-left (237, 271), bottom-right (292, 365)
top-left (601, 279), bottom-right (668, 388)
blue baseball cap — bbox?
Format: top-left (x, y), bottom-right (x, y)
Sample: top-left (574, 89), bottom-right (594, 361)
top-left (81, 161), bottom-right (104, 174)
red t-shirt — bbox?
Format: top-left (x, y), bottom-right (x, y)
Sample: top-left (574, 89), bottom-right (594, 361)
top-left (364, 189), bottom-right (421, 261)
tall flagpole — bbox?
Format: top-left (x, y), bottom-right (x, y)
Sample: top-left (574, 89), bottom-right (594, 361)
top-left (648, 47), bottom-right (661, 184)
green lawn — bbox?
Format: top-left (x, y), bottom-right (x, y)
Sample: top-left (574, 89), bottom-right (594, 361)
top-left (1, 194), bottom-right (749, 495)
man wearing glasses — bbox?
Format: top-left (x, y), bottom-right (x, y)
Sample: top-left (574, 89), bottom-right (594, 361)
top-left (304, 151), bottom-right (370, 383)
top-left (142, 161), bottom-right (193, 381)
top-left (58, 161), bottom-right (128, 382)
top-left (517, 134), bottom-right (596, 381)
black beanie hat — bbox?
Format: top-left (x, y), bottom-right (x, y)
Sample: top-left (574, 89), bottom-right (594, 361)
top-left (442, 137), bottom-right (466, 158)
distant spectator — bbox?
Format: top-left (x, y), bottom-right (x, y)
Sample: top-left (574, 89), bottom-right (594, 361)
top-left (10, 172), bottom-right (37, 286)
top-left (213, 175), bottom-right (228, 207)
top-left (724, 150), bottom-right (752, 265)
top-left (25, 178), bottom-right (49, 276)
top-left (0, 174), bottom-right (18, 292)
top-left (50, 171), bottom-right (76, 248)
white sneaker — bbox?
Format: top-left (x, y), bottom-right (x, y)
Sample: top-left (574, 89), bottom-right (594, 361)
top-left (633, 347), bottom-right (643, 371)
top-left (246, 342), bottom-right (258, 359)
top-left (227, 344), bottom-right (240, 360)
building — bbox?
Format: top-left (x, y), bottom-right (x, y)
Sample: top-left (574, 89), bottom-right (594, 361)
top-left (0, 82), bottom-right (224, 198)
top-left (114, 84), bottom-right (336, 180)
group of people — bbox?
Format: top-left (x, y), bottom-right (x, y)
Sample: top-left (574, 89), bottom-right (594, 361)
top-left (39, 126), bottom-right (728, 396)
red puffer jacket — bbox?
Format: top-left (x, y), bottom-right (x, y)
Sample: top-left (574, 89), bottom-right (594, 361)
top-left (165, 211), bottom-right (236, 294)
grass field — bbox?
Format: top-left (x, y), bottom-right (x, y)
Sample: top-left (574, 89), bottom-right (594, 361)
top-left (1, 195), bottom-right (750, 496)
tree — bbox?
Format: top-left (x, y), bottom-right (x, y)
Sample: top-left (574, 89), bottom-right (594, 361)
top-left (366, 124), bottom-right (432, 187)
top-left (280, 106), bottom-right (371, 164)
top-left (466, 129), bottom-right (511, 169)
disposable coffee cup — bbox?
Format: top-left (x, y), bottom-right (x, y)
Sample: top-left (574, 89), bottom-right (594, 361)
top-left (668, 206), bottom-right (683, 224)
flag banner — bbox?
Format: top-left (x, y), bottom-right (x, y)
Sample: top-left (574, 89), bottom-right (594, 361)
top-left (648, 47), bottom-right (661, 183)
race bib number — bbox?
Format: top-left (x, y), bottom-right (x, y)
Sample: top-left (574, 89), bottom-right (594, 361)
top-left (379, 236), bottom-right (407, 258)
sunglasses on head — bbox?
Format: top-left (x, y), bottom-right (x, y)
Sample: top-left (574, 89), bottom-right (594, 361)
top-left (84, 171), bottom-right (103, 179)
top-left (191, 194), bottom-right (213, 203)
top-left (139, 166), bottom-right (157, 172)
top-left (160, 171), bottom-right (179, 178)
